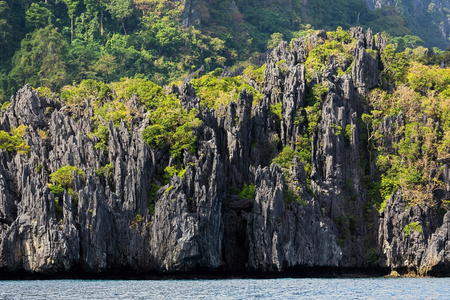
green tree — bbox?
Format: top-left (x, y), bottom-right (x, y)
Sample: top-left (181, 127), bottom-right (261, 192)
top-left (104, 33), bottom-right (145, 79)
top-left (0, 0), bottom-right (13, 71)
top-left (107, 0), bottom-right (133, 35)
top-left (0, 0), bottom-right (29, 80)
top-left (239, 183), bottom-right (256, 199)
top-left (391, 35), bottom-right (424, 52)
top-left (68, 41), bottom-right (101, 81)
top-left (154, 16), bottom-right (183, 55)
top-left (380, 44), bottom-right (410, 87)
top-left (0, 124), bottom-right (30, 155)
top-left (85, 0), bottom-right (107, 36)
top-left (272, 146), bottom-right (298, 171)
top-left (25, 3), bottom-right (53, 29)
top-left (63, 0), bottom-right (79, 43)
top-left (267, 32), bottom-right (283, 50)
top-left (73, 12), bottom-right (101, 43)
top-left (10, 26), bottom-right (68, 91)
top-left (50, 165), bottom-right (85, 189)
top-left (49, 165), bottom-right (85, 201)
top-left (91, 53), bottom-right (117, 83)
top-left (142, 94), bottom-right (202, 161)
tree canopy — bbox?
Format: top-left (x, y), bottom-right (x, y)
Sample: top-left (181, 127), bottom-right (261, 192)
top-left (0, 0), bottom-right (447, 101)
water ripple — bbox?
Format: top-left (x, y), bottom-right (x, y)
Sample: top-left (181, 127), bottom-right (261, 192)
top-left (0, 278), bottom-right (449, 299)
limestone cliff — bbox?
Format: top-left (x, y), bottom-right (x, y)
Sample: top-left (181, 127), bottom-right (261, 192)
top-left (0, 28), bottom-right (449, 277)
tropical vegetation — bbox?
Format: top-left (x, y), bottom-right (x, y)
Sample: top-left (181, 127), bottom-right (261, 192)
top-left (0, 0), bottom-right (446, 102)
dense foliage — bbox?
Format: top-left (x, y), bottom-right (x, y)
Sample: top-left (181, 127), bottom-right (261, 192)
top-left (191, 73), bottom-right (262, 110)
top-left (0, 125), bottom-right (30, 155)
top-left (0, 0), bottom-right (446, 102)
top-left (365, 46), bottom-right (450, 210)
top-left (48, 164), bottom-right (85, 217)
top-left (49, 165), bottom-right (85, 197)
top-left (141, 94), bottom-right (201, 161)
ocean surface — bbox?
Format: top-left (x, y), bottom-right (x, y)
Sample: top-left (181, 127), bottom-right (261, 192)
top-left (0, 278), bottom-right (449, 299)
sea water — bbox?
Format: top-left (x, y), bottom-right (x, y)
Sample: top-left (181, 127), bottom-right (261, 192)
top-left (0, 278), bottom-right (449, 299)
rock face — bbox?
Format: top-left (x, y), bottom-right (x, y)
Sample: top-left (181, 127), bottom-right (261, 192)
top-left (0, 28), bottom-right (449, 277)
top-left (150, 140), bottom-right (225, 272)
top-left (246, 163), bottom-right (342, 272)
top-left (377, 190), bottom-right (450, 276)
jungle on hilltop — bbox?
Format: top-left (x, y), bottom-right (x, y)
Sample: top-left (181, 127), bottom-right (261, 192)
top-left (0, 0), bottom-right (448, 102)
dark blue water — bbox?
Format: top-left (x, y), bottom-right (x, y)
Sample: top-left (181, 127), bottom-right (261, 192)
top-left (0, 278), bottom-right (448, 299)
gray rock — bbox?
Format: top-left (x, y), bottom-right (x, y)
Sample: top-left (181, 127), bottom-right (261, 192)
top-left (352, 47), bottom-right (379, 93)
top-left (378, 191), bottom-right (444, 274)
top-left (150, 140), bottom-right (224, 272)
top-left (1, 27), bottom-right (446, 277)
top-left (224, 90), bottom-right (252, 187)
top-left (179, 82), bottom-right (200, 112)
top-left (246, 164), bottom-right (286, 272)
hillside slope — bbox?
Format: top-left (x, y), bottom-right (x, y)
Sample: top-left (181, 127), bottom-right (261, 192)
top-left (1, 0), bottom-right (448, 103)
top-left (0, 28), bottom-right (449, 277)
top-left (364, 0), bottom-right (449, 48)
